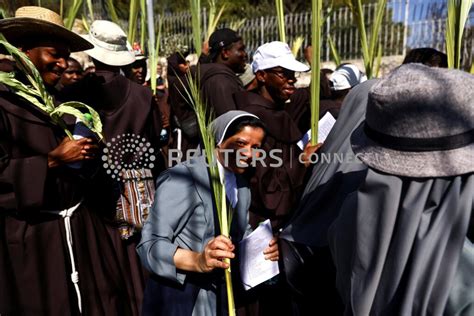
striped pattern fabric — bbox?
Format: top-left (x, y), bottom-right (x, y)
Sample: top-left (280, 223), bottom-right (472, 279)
top-left (115, 168), bottom-right (155, 239)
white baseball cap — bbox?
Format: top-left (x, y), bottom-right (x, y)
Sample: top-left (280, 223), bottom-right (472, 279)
top-left (330, 64), bottom-right (367, 91)
top-left (251, 41), bottom-right (310, 73)
top-left (82, 20), bottom-right (135, 66)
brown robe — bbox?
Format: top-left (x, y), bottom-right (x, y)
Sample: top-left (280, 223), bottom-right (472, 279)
top-left (57, 70), bottom-right (166, 315)
top-left (167, 72), bottom-right (200, 160)
top-left (285, 87), bottom-right (343, 135)
top-left (0, 85), bottom-right (136, 315)
top-left (200, 63), bottom-right (244, 116)
top-left (234, 90), bottom-right (307, 230)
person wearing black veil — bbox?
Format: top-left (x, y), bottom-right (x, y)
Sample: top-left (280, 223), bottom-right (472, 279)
top-left (329, 64), bottom-right (473, 315)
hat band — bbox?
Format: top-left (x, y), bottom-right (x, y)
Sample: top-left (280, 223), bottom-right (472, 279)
top-left (364, 123), bottom-right (474, 152)
top-left (88, 34), bottom-right (129, 52)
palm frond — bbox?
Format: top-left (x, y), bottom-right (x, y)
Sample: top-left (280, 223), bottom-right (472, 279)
top-left (64, 0), bottom-right (83, 30)
top-left (149, 16), bottom-right (163, 94)
top-left (190, 0), bottom-right (202, 56)
top-left (140, 0), bottom-right (147, 52)
top-left (346, 0), bottom-right (387, 79)
top-left (291, 36), bottom-right (304, 57)
top-left (275, 0), bottom-right (286, 43)
top-left (106, 0), bottom-right (120, 25)
top-left (0, 34), bottom-right (103, 140)
top-left (206, 0), bottom-right (227, 41)
top-left (128, 0), bottom-right (139, 44)
top-left (86, 0), bottom-right (94, 21)
top-left (446, 0), bottom-right (473, 69)
top-left (310, 0), bottom-right (322, 145)
top-left (367, 0), bottom-right (387, 78)
top-left (327, 34), bottom-right (341, 66)
top-left (374, 42), bottom-right (383, 78)
top-left (60, 0), bottom-right (64, 18)
top-left (176, 69), bottom-right (235, 316)
top-left (229, 18), bottom-right (246, 31)
top-left (81, 15), bottom-right (90, 33)
top-left (54, 102), bottom-right (104, 140)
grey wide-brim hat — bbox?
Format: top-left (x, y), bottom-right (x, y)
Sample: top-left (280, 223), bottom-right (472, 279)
top-left (81, 20), bottom-right (135, 66)
top-left (351, 63), bottom-right (474, 178)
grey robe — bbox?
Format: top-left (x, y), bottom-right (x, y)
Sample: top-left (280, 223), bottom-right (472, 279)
top-left (280, 79), bottom-right (377, 246)
top-left (328, 168), bottom-right (474, 316)
top-left (137, 154), bottom-right (251, 316)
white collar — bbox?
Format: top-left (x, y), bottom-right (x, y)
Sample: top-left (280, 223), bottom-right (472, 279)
top-left (217, 160), bottom-right (239, 208)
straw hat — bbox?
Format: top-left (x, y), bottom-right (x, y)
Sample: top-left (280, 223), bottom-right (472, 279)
top-left (0, 6), bottom-right (93, 52)
top-left (351, 63), bottom-right (474, 178)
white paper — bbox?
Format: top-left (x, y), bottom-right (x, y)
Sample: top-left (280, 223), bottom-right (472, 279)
top-left (297, 112), bottom-right (336, 150)
top-left (239, 219), bottom-right (279, 290)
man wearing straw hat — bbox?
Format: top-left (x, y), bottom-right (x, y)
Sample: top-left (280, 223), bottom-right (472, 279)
top-left (0, 6), bottom-right (137, 315)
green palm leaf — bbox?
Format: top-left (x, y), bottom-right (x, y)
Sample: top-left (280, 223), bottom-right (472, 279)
top-left (206, 0), bottom-right (227, 41)
top-left (176, 69), bottom-right (235, 315)
top-left (291, 36), bottom-right (304, 57)
top-left (106, 0), bottom-right (120, 25)
top-left (327, 34), bottom-right (341, 66)
top-left (446, 0), bottom-right (473, 69)
top-left (190, 0), bottom-right (202, 56)
top-left (64, 0), bottom-right (83, 30)
top-left (310, 0), bottom-right (322, 145)
top-left (275, 0), bottom-right (286, 43)
top-left (0, 34), bottom-right (103, 141)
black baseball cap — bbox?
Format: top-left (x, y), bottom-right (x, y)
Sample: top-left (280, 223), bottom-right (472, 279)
top-left (208, 28), bottom-right (242, 60)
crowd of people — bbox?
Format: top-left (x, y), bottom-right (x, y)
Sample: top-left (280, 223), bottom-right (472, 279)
top-left (0, 5), bottom-right (472, 316)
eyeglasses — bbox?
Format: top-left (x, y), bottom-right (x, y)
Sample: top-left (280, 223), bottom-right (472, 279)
top-left (265, 68), bottom-right (296, 81)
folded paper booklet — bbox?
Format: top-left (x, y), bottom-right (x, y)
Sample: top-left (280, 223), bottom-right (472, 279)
top-left (297, 112), bottom-right (336, 150)
top-left (239, 219), bottom-right (279, 290)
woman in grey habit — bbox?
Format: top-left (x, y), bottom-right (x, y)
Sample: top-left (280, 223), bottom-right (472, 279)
top-left (329, 64), bottom-right (474, 315)
top-left (137, 111), bottom-right (279, 316)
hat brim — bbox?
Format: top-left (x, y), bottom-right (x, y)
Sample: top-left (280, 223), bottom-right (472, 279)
top-left (351, 122), bottom-right (474, 177)
top-left (0, 17), bottom-right (93, 52)
top-left (256, 55), bottom-right (310, 73)
top-left (81, 34), bottom-right (135, 67)
top-left (274, 55), bottom-right (310, 72)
